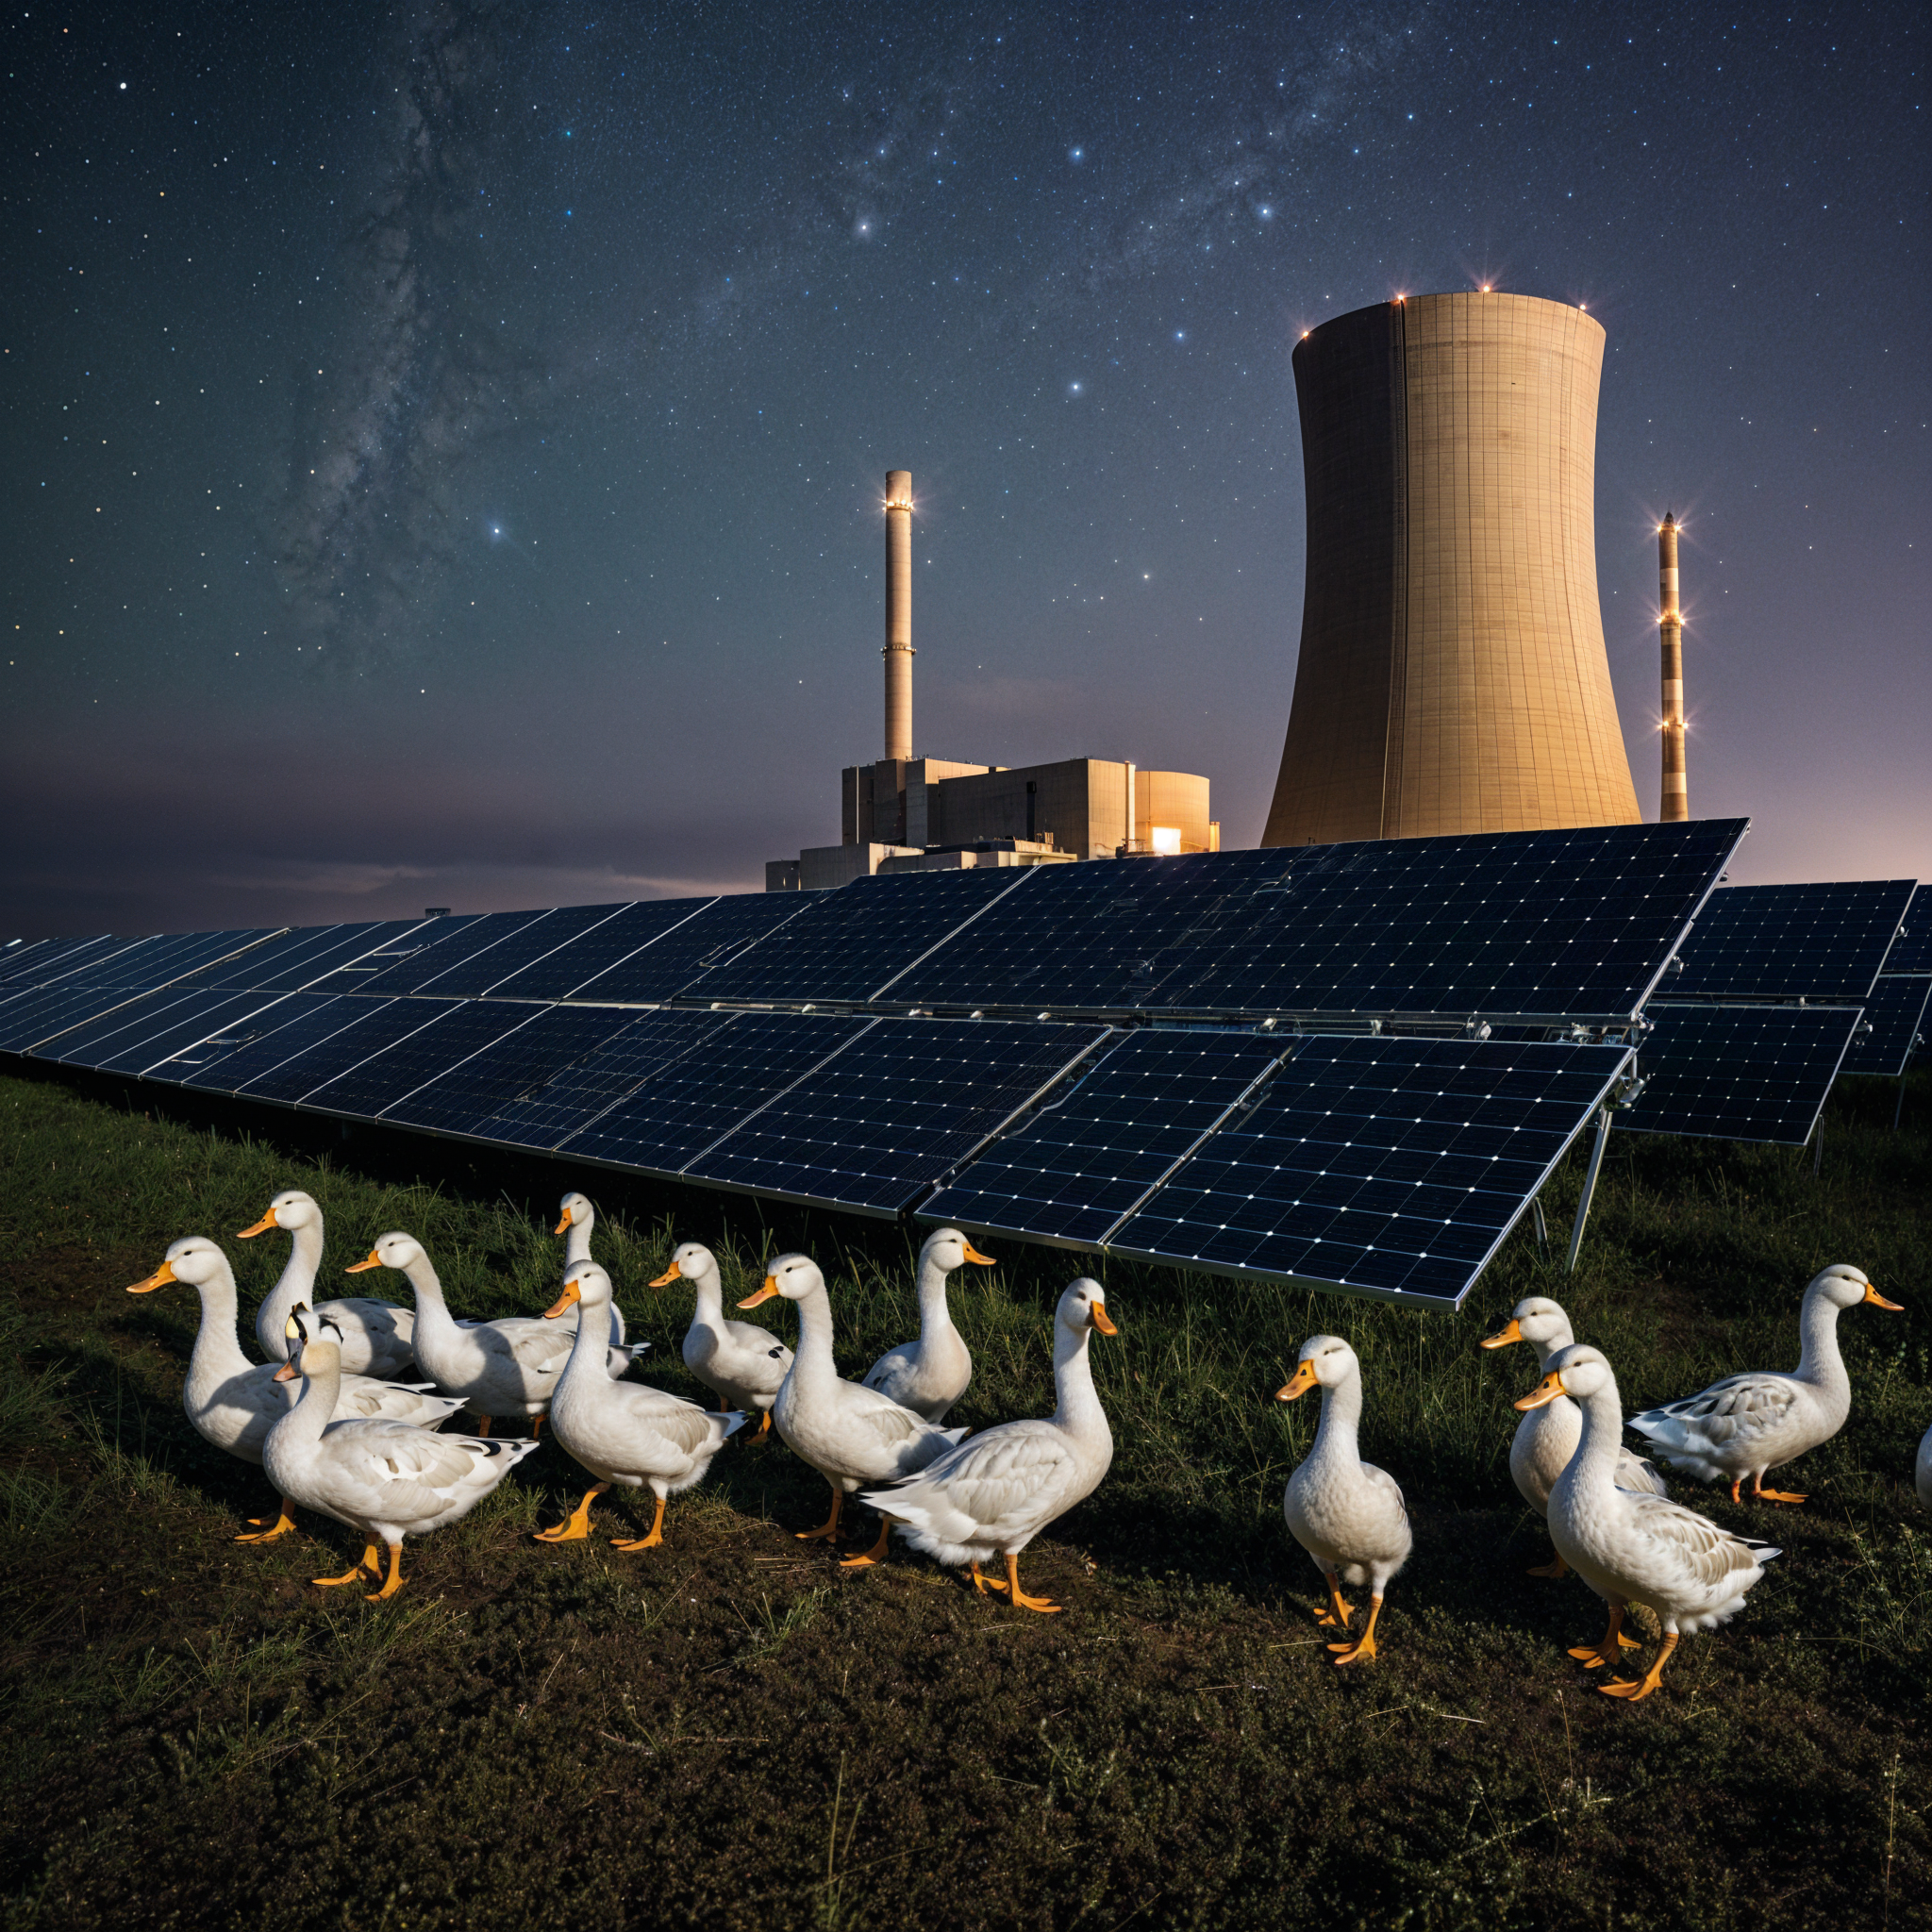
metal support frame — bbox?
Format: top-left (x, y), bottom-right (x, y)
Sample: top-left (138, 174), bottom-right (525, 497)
top-left (1565, 1107), bottom-right (1613, 1274)
top-left (1531, 1197), bottom-right (1549, 1251)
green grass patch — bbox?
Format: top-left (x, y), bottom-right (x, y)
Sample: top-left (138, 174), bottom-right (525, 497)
top-left (0, 1064), bottom-right (1927, 1928)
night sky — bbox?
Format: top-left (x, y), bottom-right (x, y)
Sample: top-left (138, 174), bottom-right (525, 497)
top-left (4, 3), bottom-right (1926, 941)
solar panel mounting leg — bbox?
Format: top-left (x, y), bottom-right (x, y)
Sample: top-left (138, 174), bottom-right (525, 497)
top-left (1566, 1108), bottom-right (1612, 1275)
top-left (1895, 1081), bottom-right (1907, 1133)
top-left (1813, 1124), bottom-right (1823, 1176)
top-left (1531, 1197), bottom-right (1549, 1252)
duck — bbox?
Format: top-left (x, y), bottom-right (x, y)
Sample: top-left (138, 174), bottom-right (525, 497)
top-left (126, 1238), bottom-right (467, 1541)
top-left (264, 1308), bottom-right (540, 1600)
top-left (860, 1278), bottom-right (1116, 1613)
top-left (347, 1232), bottom-right (634, 1432)
top-left (1276, 1335), bottom-right (1413, 1666)
top-left (1626, 1264), bottom-right (1903, 1504)
top-left (1518, 1343), bottom-right (1781, 1701)
top-left (649, 1240), bottom-right (792, 1437)
top-left (1917, 1423), bottom-right (1932, 1511)
top-left (553, 1191), bottom-right (627, 1349)
top-left (532, 1259), bottom-right (743, 1550)
top-left (739, 1253), bottom-right (967, 1567)
top-left (1482, 1295), bottom-right (1668, 1576)
top-left (858, 1226), bottom-right (992, 1423)
top-left (237, 1190), bottom-right (417, 1377)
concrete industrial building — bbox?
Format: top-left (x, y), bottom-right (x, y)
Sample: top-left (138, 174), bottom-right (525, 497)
top-left (768, 470), bottom-right (1216, 891)
top-left (1261, 291), bottom-right (1641, 846)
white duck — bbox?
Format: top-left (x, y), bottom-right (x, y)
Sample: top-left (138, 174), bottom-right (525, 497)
top-left (859, 1226), bottom-right (992, 1423)
top-left (533, 1259), bottom-right (743, 1550)
top-left (1482, 1295), bottom-right (1668, 1576)
top-left (861, 1278), bottom-right (1116, 1613)
top-left (348, 1232), bottom-right (633, 1432)
top-left (1519, 1343), bottom-right (1781, 1701)
top-left (127, 1237), bottom-right (466, 1542)
top-left (264, 1310), bottom-right (540, 1600)
top-left (238, 1190), bottom-right (417, 1377)
top-left (1627, 1264), bottom-right (1903, 1505)
top-left (553, 1191), bottom-right (627, 1349)
top-left (739, 1253), bottom-right (967, 1566)
top-left (1916, 1423), bottom-right (1932, 1511)
top-left (650, 1241), bottom-right (792, 1437)
top-left (1276, 1335), bottom-right (1413, 1666)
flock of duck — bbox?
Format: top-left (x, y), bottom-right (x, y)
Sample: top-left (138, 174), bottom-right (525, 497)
top-left (125, 1190), bottom-right (1924, 1704)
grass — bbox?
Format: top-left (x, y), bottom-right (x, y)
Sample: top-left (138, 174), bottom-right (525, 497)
top-left (0, 1060), bottom-right (1927, 1929)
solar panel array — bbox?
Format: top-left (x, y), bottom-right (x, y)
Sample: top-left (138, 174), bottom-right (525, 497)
top-left (1, 821), bottom-right (1760, 1308)
top-left (1669, 879), bottom-right (1914, 1003)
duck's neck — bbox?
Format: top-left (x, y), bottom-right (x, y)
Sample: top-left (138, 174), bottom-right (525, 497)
top-left (1569, 1381), bottom-right (1628, 1495)
top-left (690, 1262), bottom-right (726, 1329)
top-left (187, 1268), bottom-right (255, 1389)
top-left (1050, 1322), bottom-right (1108, 1441)
top-left (915, 1255), bottom-right (959, 1341)
top-left (1534, 1322), bottom-right (1577, 1371)
top-left (282, 1360), bottom-right (342, 1448)
top-left (560, 1297), bottom-right (612, 1385)
top-left (260, 1223), bottom-right (325, 1348)
top-left (1310, 1368), bottom-right (1364, 1464)
top-left (399, 1252), bottom-right (457, 1344)
top-left (789, 1283), bottom-right (840, 1390)
top-left (565, 1219), bottom-right (592, 1268)
top-left (1793, 1283), bottom-right (1850, 1394)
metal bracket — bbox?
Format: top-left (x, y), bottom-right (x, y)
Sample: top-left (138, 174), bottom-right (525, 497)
top-left (1566, 1107), bottom-right (1613, 1274)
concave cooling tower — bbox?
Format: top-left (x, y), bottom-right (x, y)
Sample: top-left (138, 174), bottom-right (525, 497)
top-left (1261, 291), bottom-right (1640, 845)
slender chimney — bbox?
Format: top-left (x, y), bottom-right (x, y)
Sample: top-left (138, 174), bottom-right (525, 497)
top-left (883, 470), bottom-right (913, 760)
top-left (1658, 513), bottom-right (1688, 822)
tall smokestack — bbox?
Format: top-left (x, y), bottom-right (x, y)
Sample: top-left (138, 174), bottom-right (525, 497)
top-left (1658, 512), bottom-right (1688, 822)
top-left (884, 470), bottom-right (913, 760)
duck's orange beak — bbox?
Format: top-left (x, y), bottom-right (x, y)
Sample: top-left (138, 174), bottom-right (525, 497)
top-left (1480, 1317), bottom-right (1523, 1350)
top-left (1515, 1371), bottom-right (1567, 1411)
top-left (344, 1249), bottom-right (384, 1274)
top-left (963, 1242), bottom-right (997, 1266)
top-left (1089, 1301), bottom-right (1117, 1336)
top-left (542, 1280), bottom-right (582, 1321)
top-left (1863, 1283), bottom-right (1905, 1311)
top-left (554, 1208), bottom-right (574, 1236)
top-left (236, 1208), bottom-right (278, 1239)
top-left (738, 1275), bottom-right (780, 1308)
top-left (648, 1264), bottom-right (681, 1289)
top-left (126, 1257), bottom-right (178, 1294)
top-left (1274, 1359), bottom-right (1318, 1403)
top-left (273, 1359), bottom-right (299, 1383)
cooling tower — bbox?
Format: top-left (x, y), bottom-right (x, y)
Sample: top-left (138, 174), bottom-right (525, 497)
top-left (1261, 291), bottom-right (1640, 845)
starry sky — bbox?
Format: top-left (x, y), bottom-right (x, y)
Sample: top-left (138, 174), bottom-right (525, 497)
top-left (4, 1), bottom-right (1927, 941)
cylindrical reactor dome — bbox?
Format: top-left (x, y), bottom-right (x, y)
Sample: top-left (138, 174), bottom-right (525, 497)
top-left (884, 469), bottom-right (914, 760)
top-left (1261, 292), bottom-right (1640, 844)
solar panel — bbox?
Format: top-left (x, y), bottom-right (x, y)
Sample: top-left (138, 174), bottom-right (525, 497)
top-left (0, 939), bottom-right (78, 987)
top-left (687, 868), bottom-right (1034, 1006)
top-left (563, 894), bottom-right (807, 1005)
top-left (448, 904), bottom-right (632, 997)
top-left (188, 922), bottom-right (413, 993)
top-left (561, 1010), bottom-right (872, 1175)
top-left (344, 911), bottom-right (552, 996)
top-left (42, 986), bottom-right (230, 1067)
top-left (920, 1029), bottom-right (1292, 1249)
top-left (1621, 1003), bottom-right (1863, 1144)
top-left (88, 927), bottom-right (286, 990)
top-left (1669, 880), bottom-right (1914, 1003)
top-left (483, 899), bottom-right (716, 1001)
top-left (686, 1016), bottom-right (1111, 1216)
top-left (1879, 888), bottom-right (1932, 976)
top-left (377, 1002), bottom-right (642, 1137)
top-left (0, 937), bottom-right (142, 1008)
top-left (1103, 1035), bottom-right (1636, 1309)
top-left (236, 998), bottom-right (456, 1105)
top-left (301, 919), bottom-right (481, 993)
top-left (469, 1007), bottom-right (741, 1150)
top-left (890, 820), bottom-right (1744, 1024)
top-left (175, 994), bottom-right (361, 1093)
top-left (94, 992), bottom-right (315, 1079)
top-left (0, 982), bottom-right (155, 1053)
top-left (1837, 975), bottom-right (1932, 1079)
top-left (296, 1000), bottom-right (536, 1117)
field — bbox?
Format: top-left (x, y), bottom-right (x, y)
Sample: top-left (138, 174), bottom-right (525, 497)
top-left (1, 1061), bottom-right (1927, 1930)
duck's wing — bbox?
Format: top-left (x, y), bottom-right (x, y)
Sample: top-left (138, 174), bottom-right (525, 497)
top-left (1629, 1373), bottom-right (1805, 1453)
top-left (1357, 1460), bottom-right (1408, 1520)
top-left (860, 1343), bottom-right (916, 1394)
top-left (312, 1420), bottom-right (526, 1520)
top-left (1619, 1489), bottom-right (1781, 1591)
top-left (840, 1382), bottom-right (958, 1459)
top-left (887, 1420), bottom-right (1074, 1523)
top-left (611, 1386), bottom-right (733, 1456)
top-left (491, 1318), bottom-right (576, 1381)
top-left (1614, 1445), bottom-right (1670, 1496)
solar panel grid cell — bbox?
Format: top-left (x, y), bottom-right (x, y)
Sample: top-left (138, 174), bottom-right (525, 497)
top-left (349, 911), bottom-right (553, 995)
top-left (97, 991), bottom-right (312, 1077)
top-left (454, 904), bottom-right (632, 996)
top-left (1622, 1003), bottom-right (1863, 1144)
top-left (1879, 889), bottom-right (1932, 976)
top-left (43, 986), bottom-right (228, 1067)
top-left (1670, 879), bottom-right (1916, 1002)
top-left (192, 922), bottom-right (412, 993)
top-left (685, 1015), bottom-right (1109, 1215)
top-left (0, 936), bottom-right (125, 996)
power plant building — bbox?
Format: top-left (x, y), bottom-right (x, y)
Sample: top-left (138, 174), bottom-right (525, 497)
top-left (1262, 291), bottom-right (1641, 846)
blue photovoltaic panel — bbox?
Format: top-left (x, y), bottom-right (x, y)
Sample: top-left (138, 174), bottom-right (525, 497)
top-left (891, 820), bottom-right (1745, 1024)
top-left (1832, 975), bottom-right (1931, 1080)
top-left (566, 893), bottom-right (808, 1005)
top-left (347, 911), bottom-right (551, 995)
top-left (237, 998), bottom-right (454, 1105)
top-left (468, 1007), bottom-right (740, 1150)
top-left (87, 927), bottom-right (285, 990)
top-left (1106, 1035), bottom-right (1634, 1310)
top-left (0, 940), bottom-right (75, 987)
top-left (138, 993), bottom-right (312, 1084)
top-left (563, 1010), bottom-right (871, 1175)
top-left (686, 1016), bottom-right (1110, 1216)
top-left (91, 992), bottom-right (308, 1078)
top-left (433, 904), bottom-right (631, 998)
top-left (486, 899), bottom-right (714, 1000)
top-left (175, 995), bottom-right (360, 1092)
top-left (1879, 889), bottom-right (1931, 976)
top-left (297, 1000), bottom-right (538, 1117)
top-left (302, 919), bottom-right (481, 993)
top-left (0, 983), bottom-right (152, 1052)
top-left (920, 1030), bottom-right (1291, 1249)
top-left (378, 1002), bottom-right (642, 1136)
top-left (0, 939), bottom-right (144, 1008)
top-left (1669, 879), bottom-right (1914, 1003)
top-left (1622, 1003), bottom-right (1862, 1144)
top-left (42, 986), bottom-right (226, 1067)
top-left (190, 922), bottom-right (406, 993)
top-left (688, 868), bottom-right (1034, 1006)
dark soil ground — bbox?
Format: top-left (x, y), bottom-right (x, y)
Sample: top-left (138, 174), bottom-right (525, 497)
top-left (1, 1063), bottom-right (1927, 1930)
